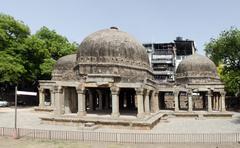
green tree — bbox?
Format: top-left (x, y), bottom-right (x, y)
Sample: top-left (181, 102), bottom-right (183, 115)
top-left (0, 13), bottom-right (77, 94)
top-left (34, 26), bottom-right (77, 79)
top-left (35, 26), bottom-right (77, 60)
top-left (0, 13), bottom-right (30, 50)
top-left (19, 27), bottom-right (78, 85)
top-left (0, 52), bottom-right (26, 84)
top-left (20, 36), bottom-right (49, 84)
top-left (0, 13), bottom-right (30, 86)
top-left (205, 27), bottom-right (240, 95)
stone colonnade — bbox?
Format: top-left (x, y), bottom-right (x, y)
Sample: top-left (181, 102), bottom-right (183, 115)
top-left (38, 86), bottom-right (227, 115)
top-left (173, 89), bottom-right (226, 112)
top-left (212, 91), bottom-right (226, 111)
top-left (42, 84), bottom-right (159, 119)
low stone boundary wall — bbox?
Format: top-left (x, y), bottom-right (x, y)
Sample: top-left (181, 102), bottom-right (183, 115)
top-left (1, 127), bottom-right (240, 144)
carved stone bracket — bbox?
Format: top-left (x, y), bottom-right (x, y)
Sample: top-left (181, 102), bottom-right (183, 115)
top-left (187, 89), bottom-right (193, 96)
top-left (54, 85), bottom-right (63, 93)
top-left (135, 87), bottom-right (144, 95)
top-left (110, 85), bottom-right (119, 95)
top-left (220, 91), bottom-right (226, 96)
top-left (76, 84), bottom-right (85, 94)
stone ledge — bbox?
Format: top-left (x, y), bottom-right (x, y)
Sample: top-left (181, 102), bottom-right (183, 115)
top-left (172, 111), bottom-right (233, 118)
top-left (40, 112), bottom-right (166, 130)
top-left (34, 107), bottom-right (54, 112)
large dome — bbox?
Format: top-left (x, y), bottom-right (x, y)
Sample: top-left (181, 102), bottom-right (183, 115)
top-left (176, 53), bottom-right (220, 84)
top-left (76, 27), bottom-right (149, 68)
top-left (75, 27), bottom-right (153, 83)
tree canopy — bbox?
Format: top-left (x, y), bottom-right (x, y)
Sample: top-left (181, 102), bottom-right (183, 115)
top-left (205, 27), bottom-right (240, 96)
top-left (0, 13), bottom-right (77, 90)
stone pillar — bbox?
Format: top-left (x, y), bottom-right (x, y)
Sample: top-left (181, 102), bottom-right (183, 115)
top-left (77, 86), bottom-right (86, 116)
top-left (50, 89), bottom-right (55, 107)
top-left (151, 91), bottom-right (159, 113)
top-left (97, 90), bottom-right (103, 110)
top-left (212, 95), bottom-right (215, 110)
top-left (111, 86), bottom-right (120, 118)
top-left (54, 86), bottom-right (64, 116)
top-left (207, 89), bottom-right (212, 112)
top-left (187, 90), bottom-right (193, 112)
top-left (218, 95), bottom-right (222, 110)
top-left (216, 95), bottom-right (219, 111)
top-left (38, 88), bottom-right (45, 107)
top-left (88, 90), bottom-right (93, 111)
top-left (220, 91), bottom-right (226, 112)
top-left (144, 90), bottom-right (150, 115)
top-left (174, 90), bottom-right (179, 112)
top-left (134, 94), bottom-right (138, 108)
top-left (135, 88), bottom-right (145, 118)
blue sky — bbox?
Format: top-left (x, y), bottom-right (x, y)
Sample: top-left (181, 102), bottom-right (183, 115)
top-left (1, 0), bottom-right (240, 54)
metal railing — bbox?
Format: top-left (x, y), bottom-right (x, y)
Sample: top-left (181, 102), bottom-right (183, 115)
top-left (0, 127), bottom-right (240, 144)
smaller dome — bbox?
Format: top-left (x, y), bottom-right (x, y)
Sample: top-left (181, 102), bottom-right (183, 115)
top-left (52, 54), bottom-right (77, 81)
top-left (54, 54), bottom-right (76, 70)
top-left (176, 53), bottom-right (217, 74)
top-left (176, 53), bottom-right (220, 84)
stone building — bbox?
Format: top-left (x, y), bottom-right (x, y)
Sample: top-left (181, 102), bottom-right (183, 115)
top-left (38, 27), bottom-right (230, 129)
top-left (174, 53), bottom-right (226, 112)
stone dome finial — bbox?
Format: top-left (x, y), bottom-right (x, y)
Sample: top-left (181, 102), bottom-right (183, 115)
top-left (110, 26), bottom-right (119, 30)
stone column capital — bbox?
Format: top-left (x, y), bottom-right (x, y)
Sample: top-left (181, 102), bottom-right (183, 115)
top-left (50, 88), bottom-right (54, 93)
top-left (173, 90), bottom-right (179, 96)
top-left (110, 86), bottom-right (119, 95)
top-left (76, 87), bottom-right (85, 94)
top-left (153, 91), bottom-right (159, 97)
top-left (135, 88), bottom-right (144, 95)
top-left (207, 89), bottom-right (213, 96)
top-left (145, 90), bottom-right (151, 96)
top-left (77, 89), bottom-right (85, 94)
top-left (38, 87), bottom-right (44, 92)
top-left (220, 91), bottom-right (226, 96)
top-left (54, 85), bottom-right (63, 93)
top-left (187, 89), bottom-right (193, 96)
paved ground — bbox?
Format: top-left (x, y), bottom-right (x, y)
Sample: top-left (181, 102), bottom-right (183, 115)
top-left (0, 107), bottom-right (80, 131)
top-left (0, 137), bottom-right (239, 148)
top-left (1, 107), bottom-right (240, 133)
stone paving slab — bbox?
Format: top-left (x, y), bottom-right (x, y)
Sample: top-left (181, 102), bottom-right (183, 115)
top-left (1, 107), bottom-right (240, 133)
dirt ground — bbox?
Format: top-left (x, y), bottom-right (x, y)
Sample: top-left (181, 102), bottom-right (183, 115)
top-left (0, 137), bottom-right (239, 148)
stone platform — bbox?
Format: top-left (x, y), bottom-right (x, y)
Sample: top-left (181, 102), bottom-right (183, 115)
top-left (40, 112), bottom-right (166, 130)
top-left (168, 111), bottom-right (233, 118)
